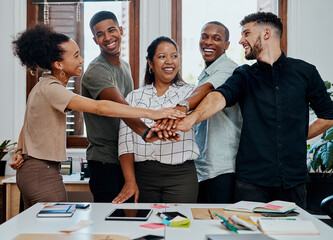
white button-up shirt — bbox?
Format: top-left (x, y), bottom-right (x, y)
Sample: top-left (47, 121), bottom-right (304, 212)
top-left (118, 83), bottom-right (199, 165)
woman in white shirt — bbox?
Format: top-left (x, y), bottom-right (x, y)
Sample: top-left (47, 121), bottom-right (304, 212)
top-left (116, 36), bottom-right (200, 203)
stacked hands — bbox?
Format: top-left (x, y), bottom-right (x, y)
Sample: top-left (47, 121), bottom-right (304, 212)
top-left (147, 106), bottom-right (195, 142)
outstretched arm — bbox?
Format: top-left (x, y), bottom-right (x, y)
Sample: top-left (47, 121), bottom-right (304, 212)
top-left (152, 82), bottom-right (215, 135)
top-left (307, 118), bottom-right (333, 139)
top-left (67, 95), bottom-right (185, 120)
top-left (175, 91), bottom-right (227, 132)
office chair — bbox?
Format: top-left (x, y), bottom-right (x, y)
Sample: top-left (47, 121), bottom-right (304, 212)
top-left (321, 195), bottom-right (333, 220)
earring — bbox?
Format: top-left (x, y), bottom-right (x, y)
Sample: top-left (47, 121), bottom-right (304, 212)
top-left (149, 68), bottom-right (153, 74)
top-left (60, 69), bottom-right (66, 78)
top-left (30, 70), bottom-right (35, 76)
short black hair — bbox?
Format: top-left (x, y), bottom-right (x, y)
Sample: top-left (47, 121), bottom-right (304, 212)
top-left (204, 21), bottom-right (230, 42)
top-left (12, 24), bottom-right (70, 71)
top-left (144, 36), bottom-right (184, 86)
top-left (240, 12), bottom-right (283, 39)
top-left (90, 11), bottom-right (118, 34)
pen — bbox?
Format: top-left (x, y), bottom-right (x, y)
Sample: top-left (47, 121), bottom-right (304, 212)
top-left (157, 212), bottom-right (170, 220)
top-left (215, 213), bottom-right (238, 233)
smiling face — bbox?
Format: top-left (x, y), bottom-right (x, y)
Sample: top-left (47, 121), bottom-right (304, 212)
top-left (92, 19), bottom-right (123, 58)
top-left (58, 39), bottom-right (84, 80)
top-left (148, 41), bottom-right (180, 86)
top-left (199, 23), bottom-right (230, 67)
top-left (239, 22), bottom-right (263, 60)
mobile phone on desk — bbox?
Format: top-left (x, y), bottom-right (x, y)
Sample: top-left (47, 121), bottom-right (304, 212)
top-left (133, 235), bottom-right (164, 240)
top-left (76, 204), bottom-right (90, 209)
top-left (261, 210), bottom-right (299, 217)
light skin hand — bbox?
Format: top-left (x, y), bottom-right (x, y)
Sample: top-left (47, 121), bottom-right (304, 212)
top-left (151, 107), bottom-right (186, 120)
top-left (112, 180), bottom-right (139, 204)
top-left (175, 114), bottom-right (197, 132)
top-left (9, 152), bottom-right (24, 170)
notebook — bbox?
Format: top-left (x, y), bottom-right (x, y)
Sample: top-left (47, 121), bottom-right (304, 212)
top-left (258, 218), bottom-right (320, 235)
top-left (223, 200), bottom-right (296, 214)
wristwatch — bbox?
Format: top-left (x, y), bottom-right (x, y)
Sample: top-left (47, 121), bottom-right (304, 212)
top-left (177, 100), bottom-right (189, 112)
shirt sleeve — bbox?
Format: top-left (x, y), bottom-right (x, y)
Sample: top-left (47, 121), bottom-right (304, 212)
top-left (43, 82), bottom-right (76, 113)
top-left (207, 62), bottom-right (237, 89)
top-left (214, 66), bottom-right (247, 107)
top-left (307, 65), bottom-right (333, 119)
top-left (82, 64), bottom-right (117, 100)
top-left (118, 92), bottom-right (135, 156)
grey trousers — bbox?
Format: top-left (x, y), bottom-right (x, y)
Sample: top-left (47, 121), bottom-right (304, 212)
top-left (17, 155), bottom-right (67, 210)
top-left (134, 160), bottom-right (198, 203)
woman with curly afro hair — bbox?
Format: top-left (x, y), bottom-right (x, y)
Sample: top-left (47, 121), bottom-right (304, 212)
top-left (10, 25), bottom-right (185, 209)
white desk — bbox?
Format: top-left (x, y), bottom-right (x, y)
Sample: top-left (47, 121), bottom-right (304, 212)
top-left (0, 203), bottom-right (332, 240)
top-left (2, 174), bottom-right (90, 220)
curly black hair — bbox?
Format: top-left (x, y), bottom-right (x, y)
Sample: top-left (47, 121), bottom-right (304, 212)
top-left (144, 36), bottom-right (184, 86)
top-left (12, 24), bottom-right (69, 71)
top-left (240, 12), bottom-right (283, 39)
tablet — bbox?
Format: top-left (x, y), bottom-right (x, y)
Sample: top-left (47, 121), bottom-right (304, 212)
top-left (105, 208), bottom-right (152, 221)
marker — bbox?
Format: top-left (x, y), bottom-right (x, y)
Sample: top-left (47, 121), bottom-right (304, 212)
top-left (157, 212), bottom-right (170, 220)
top-left (215, 213), bottom-right (238, 233)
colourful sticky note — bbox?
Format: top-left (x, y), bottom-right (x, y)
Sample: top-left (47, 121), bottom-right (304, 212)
top-left (263, 204), bottom-right (283, 210)
top-left (140, 223), bottom-right (166, 229)
top-left (151, 205), bottom-right (169, 209)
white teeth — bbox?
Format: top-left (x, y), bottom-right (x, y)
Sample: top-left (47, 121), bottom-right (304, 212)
top-left (204, 49), bottom-right (214, 52)
top-left (107, 42), bottom-right (115, 47)
top-left (164, 68), bottom-right (174, 71)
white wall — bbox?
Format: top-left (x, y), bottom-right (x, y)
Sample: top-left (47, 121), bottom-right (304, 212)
top-left (0, 0), bottom-right (26, 144)
top-left (288, 0), bottom-right (333, 84)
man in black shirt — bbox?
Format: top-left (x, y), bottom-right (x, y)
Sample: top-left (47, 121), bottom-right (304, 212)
top-left (176, 12), bottom-right (333, 208)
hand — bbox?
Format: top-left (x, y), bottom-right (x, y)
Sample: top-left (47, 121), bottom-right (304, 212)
top-left (145, 129), bottom-right (166, 143)
top-left (112, 181), bottom-right (139, 204)
top-left (175, 115), bottom-right (196, 132)
top-left (9, 152), bottom-right (24, 170)
top-left (149, 107), bottom-right (186, 121)
top-left (149, 122), bottom-right (181, 142)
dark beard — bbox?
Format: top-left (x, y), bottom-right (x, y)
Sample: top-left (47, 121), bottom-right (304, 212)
top-left (245, 36), bottom-right (262, 60)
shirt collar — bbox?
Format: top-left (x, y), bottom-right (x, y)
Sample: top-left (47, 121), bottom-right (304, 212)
top-left (198, 53), bottom-right (228, 81)
top-left (41, 72), bottom-right (66, 87)
top-left (256, 50), bottom-right (287, 70)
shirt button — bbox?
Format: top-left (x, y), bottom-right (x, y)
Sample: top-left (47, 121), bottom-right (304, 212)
top-left (275, 86), bottom-right (279, 90)
top-left (47, 166), bottom-right (50, 168)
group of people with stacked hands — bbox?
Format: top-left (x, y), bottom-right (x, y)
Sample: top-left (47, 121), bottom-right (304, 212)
top-left (10, 10), bottom-right (333, 212)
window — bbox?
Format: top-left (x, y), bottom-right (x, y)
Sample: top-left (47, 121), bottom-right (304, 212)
top-left (180, 0), bottom-right (283, 85)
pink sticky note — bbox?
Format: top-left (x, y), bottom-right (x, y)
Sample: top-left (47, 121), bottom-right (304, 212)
top-left (264, 204), bottom-right (283, 210)
top-left (151, 205), bottom-right (169, 209)
top-left (140, 223), bottom-right (166, 229)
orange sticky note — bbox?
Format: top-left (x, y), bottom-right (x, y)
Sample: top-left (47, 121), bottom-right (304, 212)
top-left (140, 223), bottom-right (166, 229)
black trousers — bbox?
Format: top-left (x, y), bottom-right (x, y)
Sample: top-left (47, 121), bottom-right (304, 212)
top-left (134, 160), bottom-right (198, 203)
top-left (88, 160), bottom-right (124, 203)
top-left (235, 179), bottom-right (307, 209)
top-left (198, 172), bottom-right (236, 203)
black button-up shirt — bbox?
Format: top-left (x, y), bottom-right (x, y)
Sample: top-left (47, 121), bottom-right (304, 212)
top-left (215, 51), bottom-right (333, 188)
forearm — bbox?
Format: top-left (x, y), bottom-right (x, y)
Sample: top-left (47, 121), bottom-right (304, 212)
top-left (188, 91), bottom-right (226, 124)
top-left (186, 82), bottom-right (215, 111)
top-left (122, 118), bottom-right (149, 136)
top-left (308, 118), bottom-right (333, 139)
top-left (119, 154), bottom-right (136, 183)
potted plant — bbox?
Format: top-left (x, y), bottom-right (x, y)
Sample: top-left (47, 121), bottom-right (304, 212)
top-left (306, 81), bottom-right (333, 214)
top-left (0, 140), bottom-right (17, 176)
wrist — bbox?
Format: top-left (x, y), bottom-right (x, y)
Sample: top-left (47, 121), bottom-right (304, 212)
top-left (175, 105), bottom-right (187, 113)
top-left (177, 100), bottom-right (189, 112)
top-left (14, 148), bottom-right (23, 154)
top-left (141, 128), bottom-right (151, 142)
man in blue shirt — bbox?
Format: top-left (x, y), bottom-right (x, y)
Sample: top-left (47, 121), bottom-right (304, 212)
top-left (176, 12), bottom-right (333, 208)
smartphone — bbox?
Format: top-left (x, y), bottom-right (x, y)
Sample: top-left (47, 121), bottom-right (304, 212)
top-left (133, 235), bottom-right (164, 240)
top-left (261, 210), bottom-right (299, 217)
top-left (76, 204), bottom-right (90, 209)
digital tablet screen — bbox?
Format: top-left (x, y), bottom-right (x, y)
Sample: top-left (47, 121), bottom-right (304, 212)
top-left (105, 208), bottom-right (152, 221)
